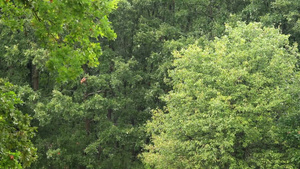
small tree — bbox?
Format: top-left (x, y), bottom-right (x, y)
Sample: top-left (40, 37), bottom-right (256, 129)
top-left (142, 22), bottom-right (300, 168)
top-left (0, 79), bottom-right (37, 168)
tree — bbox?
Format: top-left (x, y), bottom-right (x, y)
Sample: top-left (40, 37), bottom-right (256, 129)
top-left (30, 56), bottom-right (149, 168)
top-left (0, 22), bottom-right (51, 92)
top-left (0, 0), bottom-right (119, 82)
top-left (0, 79), bottom-right (37, 168)
top-left (240, 0), bottom-right (300, 49)
top-left (142, 22), bottom-right (300, 168)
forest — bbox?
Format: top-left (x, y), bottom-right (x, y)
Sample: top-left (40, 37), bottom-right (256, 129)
top-left (0, 0), bottom-right (299, 168)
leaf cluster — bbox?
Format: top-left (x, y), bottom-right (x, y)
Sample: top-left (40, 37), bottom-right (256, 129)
top-left (142, 22), bottom-right (300, 168)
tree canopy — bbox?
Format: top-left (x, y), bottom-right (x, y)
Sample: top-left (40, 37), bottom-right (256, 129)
top-left (0, 0), bottom-right (299, 168)
top-left (142, 22), bottom-right (300, 168)
top-left (1, 0), bottom-right (118, 82)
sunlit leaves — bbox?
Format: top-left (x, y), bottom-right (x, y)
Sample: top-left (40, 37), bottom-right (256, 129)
top-left (142, 22), bottom-right (300, 168)
top-left (0, 0), bottom-right (119, 82)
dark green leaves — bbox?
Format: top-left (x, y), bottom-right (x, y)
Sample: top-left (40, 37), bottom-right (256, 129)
top-left (0, 79), bottom-right (37, 168)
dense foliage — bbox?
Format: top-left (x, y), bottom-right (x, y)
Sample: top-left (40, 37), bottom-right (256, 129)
top-left (1, 0), bottom-right (118, 82)
top-left (0, 0), bottom-right (299, 168)
top-left (0, 79), bottom-right (37, 168)
top-left (142, 22), bottom-right (300, 168)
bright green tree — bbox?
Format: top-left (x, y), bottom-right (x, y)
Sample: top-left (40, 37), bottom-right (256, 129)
top-left (0, 0), bottom-right (119, 82)
top-left (142, 22), bottom-right (300, 168)
top-left (0, 79), bottom-right (37, 168)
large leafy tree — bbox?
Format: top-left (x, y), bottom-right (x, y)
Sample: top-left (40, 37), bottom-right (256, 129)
top-left (142, 22), bottom-right (300, 168)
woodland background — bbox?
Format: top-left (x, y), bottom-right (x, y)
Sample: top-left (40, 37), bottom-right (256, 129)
top-left (0, 0), bottom-right (299, 168)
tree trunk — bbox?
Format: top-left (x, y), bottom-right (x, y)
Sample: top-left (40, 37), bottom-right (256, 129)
top-left (107, 108), bottom-right (112, 120)
top-left (32, 65), bottom-right (39, 91)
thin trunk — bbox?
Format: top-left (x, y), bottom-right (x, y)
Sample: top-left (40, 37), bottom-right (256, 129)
top-left (85, 118), bottom-right (91, 135)
top-left (82, 70), bottom-right (90, 135)
top-left (32, 65), bottom-right (39, 91)
top-left (107, 108), bottom-right (112, 120)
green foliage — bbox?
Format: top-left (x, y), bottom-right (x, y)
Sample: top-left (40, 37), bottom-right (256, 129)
top-left (2, 0), bottom-right (300, 168)
top-left (30, 60), bottom-right (148, 168)
top-left (263, 0), bottom-right (300, 45)
top-left (240, 0), bottom-right (300, 47)
top-left (142, 22), bottom-right (300, 168)
top-left (0, 79), bottom-right (37, 168)
top-left (0, 0), bottom-right (119, 82)
top-left (0, 22), bottom-right (53, 90)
